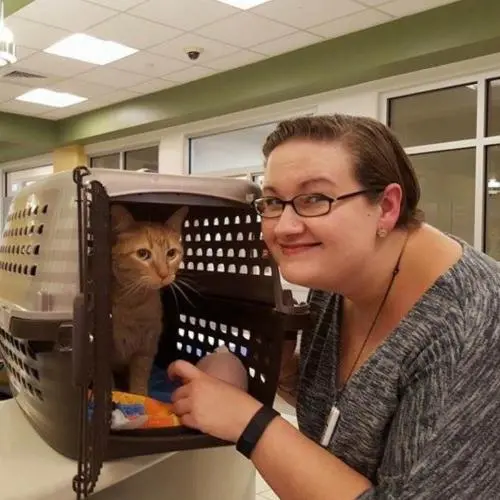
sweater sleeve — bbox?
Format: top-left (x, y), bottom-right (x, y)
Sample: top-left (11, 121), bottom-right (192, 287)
top-left (358, 323), bottom-right (500, 500)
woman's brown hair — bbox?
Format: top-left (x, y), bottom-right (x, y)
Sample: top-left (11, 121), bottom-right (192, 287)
top-left (262, 114), bottom-right (424, 228)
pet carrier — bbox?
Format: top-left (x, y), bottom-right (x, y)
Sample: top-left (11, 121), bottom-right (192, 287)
top-left (0, 166), bottom-right (309, 498)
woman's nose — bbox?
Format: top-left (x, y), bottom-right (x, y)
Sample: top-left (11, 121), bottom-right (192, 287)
top-left (273, 205), bottom-right (304, 237)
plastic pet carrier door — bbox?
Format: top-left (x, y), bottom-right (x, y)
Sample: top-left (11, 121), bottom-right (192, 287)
top-left (0, 166), bottom-right (309, 498)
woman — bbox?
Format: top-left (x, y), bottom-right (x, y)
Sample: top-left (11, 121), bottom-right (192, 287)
top-left (168, 114), bottom-right (500, 499)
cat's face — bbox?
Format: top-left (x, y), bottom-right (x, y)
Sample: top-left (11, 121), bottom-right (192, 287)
top-left (111, 205), bottom-right (188, 290)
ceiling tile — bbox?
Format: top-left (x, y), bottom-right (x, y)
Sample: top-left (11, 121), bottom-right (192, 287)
top-left (77, 66), bottom-right (152, 88)
top-left (14, 46), bottom-right (38, 61)
top-left (129, 0), bottom-right (239, 31)
top-left (92, 88), bottom-right (143, 106)
top-left (377, 0), bottom-right (459, 17)
top-left (166, 65), bottom-right (215, 83)
top-left (150, 33), bottom-right (239, 63)
top-left (0, 82), bottom-right (33, 102)
top-left (4, 16), bottom-right (71, 50)
top-left (251, 0), bottom-right (365, 29)
top-left (309, 8), bottom-right (393, 38)
top-left (110, 52), bottom-right (189, 78)
top-left (205, 50), bottom-right (266, 71)
top-left (197, 12), bottom-right (296, 48)
top-left (128, 78), bottom-right (178, 94)
top-left (50, 78), bottom-right (116, 98)
top-left (15, 52), bottom-right (95, 78)
top-left (87, 13), bottom-right (183, 50)
top-left (16, 0), bottom-right (117, 32)
top-left (41, 89), bottom-right (143, 119)
top-left (355, 0), bottom-right (393, 5)
top-left (0, 100), bottom-right (54, 117)
top-left (251, 31), bottom-right (323, 56)
top-left (84, 0), bottom-right (149, 11)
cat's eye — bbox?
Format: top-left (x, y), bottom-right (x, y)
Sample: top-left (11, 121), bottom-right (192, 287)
top-left (166, 248), bottom-right (178, 259)
top-left (137, 248), bottom-right (151, 260)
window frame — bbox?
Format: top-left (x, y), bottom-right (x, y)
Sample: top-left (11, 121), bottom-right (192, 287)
top-left (88, 143), bottom-right (160, 172)
top-left (381, 72), bottom-right (500, 253)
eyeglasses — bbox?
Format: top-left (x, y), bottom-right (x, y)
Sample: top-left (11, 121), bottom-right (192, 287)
top-left (252, 189), bottom-right (379, 218)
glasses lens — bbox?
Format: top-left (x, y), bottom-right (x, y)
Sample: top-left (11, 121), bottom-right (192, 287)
top-left (294, 194), bottom-right (331, 216)
top-left (254, 198), bottom-right (283, 217)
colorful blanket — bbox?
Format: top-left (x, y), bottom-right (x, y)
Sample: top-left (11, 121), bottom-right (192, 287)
top-left (108, 391), bottom-right (181, 430)
top-left (90, 365), bottom-right (183, 431)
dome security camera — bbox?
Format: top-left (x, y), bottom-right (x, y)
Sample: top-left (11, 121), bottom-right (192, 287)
top-left (184, 47), bottom-right (204, 61)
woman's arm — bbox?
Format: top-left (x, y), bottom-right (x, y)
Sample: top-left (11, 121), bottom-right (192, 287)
top-left (252, 414), bottom-right (372, 500)
top-left (168, 360), bottom-right (372, 500)
top-left (359, 324), bottom-right (500, 499)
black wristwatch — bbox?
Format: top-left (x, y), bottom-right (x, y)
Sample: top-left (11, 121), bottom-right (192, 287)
top-left (236, 405), bottom-right (280, 459)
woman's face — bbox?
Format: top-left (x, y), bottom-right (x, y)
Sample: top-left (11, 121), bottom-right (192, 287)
top-left (261, 139), bottom-right (384, 293)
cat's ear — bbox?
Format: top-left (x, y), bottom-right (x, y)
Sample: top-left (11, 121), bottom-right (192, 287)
top-left (166, 206), bottom-right (189, 234)
top-left (111, 204), bottom-right (135, 233)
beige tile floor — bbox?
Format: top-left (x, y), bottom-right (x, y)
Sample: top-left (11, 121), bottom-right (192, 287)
top-left (255, 394), bottom-right (297, 500)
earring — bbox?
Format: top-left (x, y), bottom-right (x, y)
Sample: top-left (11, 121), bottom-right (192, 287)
top-left (377, 228), bottom-right (388, 238)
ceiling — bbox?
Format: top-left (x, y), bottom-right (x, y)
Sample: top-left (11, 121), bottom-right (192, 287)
top-left (0, 0), bottom-right (460, 121)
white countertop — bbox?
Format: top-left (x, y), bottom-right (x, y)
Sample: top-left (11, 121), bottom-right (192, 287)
top-left (0, 398), bottom-right (256, 500)
top-left (0, 399), bottom-right (173, 499)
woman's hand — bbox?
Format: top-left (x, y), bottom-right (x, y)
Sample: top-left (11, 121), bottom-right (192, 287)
top-left (168, 359), bottom-right (262, 443)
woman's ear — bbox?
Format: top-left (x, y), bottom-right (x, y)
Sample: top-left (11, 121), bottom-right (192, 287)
top-left (377, 183), bottom-right (402, 235)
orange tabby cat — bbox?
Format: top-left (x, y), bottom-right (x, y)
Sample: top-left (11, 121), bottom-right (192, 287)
top-left (110, 204), bottom-right (188, 396)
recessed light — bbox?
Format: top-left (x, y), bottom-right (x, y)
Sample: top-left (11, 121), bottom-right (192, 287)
top-left (215, 0), bottom-right (272, 9)
top-left (44, 33), bottom-right (137, 65)
top-left (16, 88), bottom-right (87, 108)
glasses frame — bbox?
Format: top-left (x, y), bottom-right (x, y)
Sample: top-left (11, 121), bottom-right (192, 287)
top-left (252, 189), bottom-right (383, 218)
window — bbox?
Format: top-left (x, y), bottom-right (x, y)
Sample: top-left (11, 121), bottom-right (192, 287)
top-left (189, 122), bottom-right (276, 175)
top-left (90, 153), bottom-right (120, 170)
top-left (388, 84), bottom-right (477, 147)
top-left (124, 146), bottom-right (159, 172)
top-left (410, 149), bottom-right (476, 244)
top-left (486, 78), bottom-right (500, 137)
top-left (90, 146), bottom-right (159, 172)
top-left (385, 75), bottom-right (500, 258)
top-left (485, 146), bottom-right (500, 260)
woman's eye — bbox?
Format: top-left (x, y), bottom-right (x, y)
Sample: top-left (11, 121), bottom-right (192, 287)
top-left (136, 248), bottom-right (151, 260)
top-left (267, 198), bottom-right (282, 206)
top-left (166, 248), bottom-right (178, 259)
top-left (302, 194), bottom-right (323, 204)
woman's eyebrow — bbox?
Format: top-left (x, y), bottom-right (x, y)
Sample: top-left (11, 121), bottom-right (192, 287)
top-left (298, 177), bottom-right (337, 189)
top-left (262, 177), bottom-right (336, 196)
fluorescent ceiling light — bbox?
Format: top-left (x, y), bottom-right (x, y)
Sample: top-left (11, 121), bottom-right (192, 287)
top-left (16, 88), bottom-right (87, 108)
top-left (215, 0), bottom-right (272, 9)
top-left (44, 33), bottom-right (137, 65)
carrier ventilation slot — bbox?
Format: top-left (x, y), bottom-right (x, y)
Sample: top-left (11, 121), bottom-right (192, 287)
top-left (0, 203), bottom-right (49, 277)
top-left (180, 214), bottom-right (271, 276)
top-left (0, 330), bottom-right (43, 400)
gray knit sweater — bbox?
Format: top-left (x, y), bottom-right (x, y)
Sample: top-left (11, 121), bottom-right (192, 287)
top-left (296, 242), bottom-right (500, 499)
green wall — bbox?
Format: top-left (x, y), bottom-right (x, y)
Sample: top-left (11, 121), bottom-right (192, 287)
top-left (1, 0), bottom-right (499, 163)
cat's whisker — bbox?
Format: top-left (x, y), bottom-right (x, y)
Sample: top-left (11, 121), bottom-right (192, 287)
top-left (171, 281), bottom-right (195, 308)
top-left (178, 275), bottom-right (197, 286)
top-left (169, 285), bottom-right (180, 315)
top-left (120, 278), bottom-right (147, 298)
top-left (176, 278), bottom-right (202, 297)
